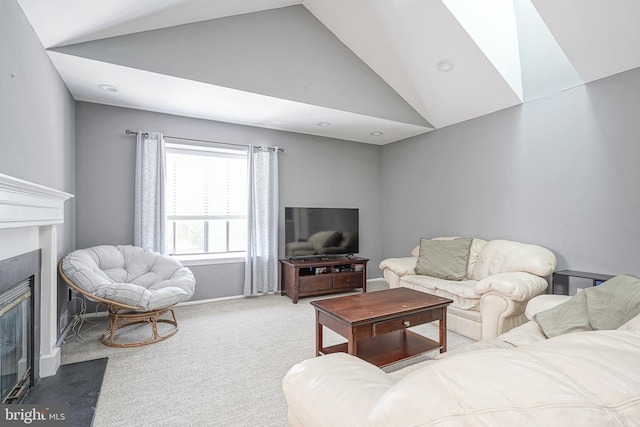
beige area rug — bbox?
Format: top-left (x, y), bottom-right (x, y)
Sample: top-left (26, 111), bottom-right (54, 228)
top-left (61, 280), bottom-right (474, 427)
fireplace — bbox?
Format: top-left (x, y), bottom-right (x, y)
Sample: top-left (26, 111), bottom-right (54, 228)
top-left (0, 250), bottom-right (40, 403)
top-left (0, 173), bottom-right (73, 381)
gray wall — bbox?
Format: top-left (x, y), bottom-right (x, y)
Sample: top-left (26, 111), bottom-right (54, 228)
top-left (381, 67), bottom-right (640, 277)
top-left (1, 0), bottom-right (76, 335)
top-left (75, 102), bottom-right (382, 300)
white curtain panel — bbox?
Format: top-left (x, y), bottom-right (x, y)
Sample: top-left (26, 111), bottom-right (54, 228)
top-left (134, 131), bottom-right (167, 254)
top-left (244, 146), bottom-right (280, 296)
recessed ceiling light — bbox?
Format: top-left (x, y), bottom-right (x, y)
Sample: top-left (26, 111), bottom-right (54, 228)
top-left (435, 59), bottom-right (454, 72)
top-left (98, 84), bottom-right (119, 92)
top-left (370, 132), bottom-right (383, 136)
top-left (317, 122), bottom-right (331, 127)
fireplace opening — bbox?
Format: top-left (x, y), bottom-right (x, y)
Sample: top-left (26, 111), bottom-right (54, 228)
top-left (0, 279), bottom-right (32, 403)
top-left (0, 250), bottom-right (41, 404)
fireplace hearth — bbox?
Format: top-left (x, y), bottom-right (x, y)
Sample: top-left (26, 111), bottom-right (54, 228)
top-left (0, 250), bottom-right (41, 403)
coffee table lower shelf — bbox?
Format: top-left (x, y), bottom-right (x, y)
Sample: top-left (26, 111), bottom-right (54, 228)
top-left (320, 330), bottom-right (440, 368)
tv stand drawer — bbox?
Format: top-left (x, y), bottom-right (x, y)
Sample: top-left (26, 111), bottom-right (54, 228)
top-left (333, 272), bottom-right (363, 289)
top-left (299, 275), bottom-right (333, 293)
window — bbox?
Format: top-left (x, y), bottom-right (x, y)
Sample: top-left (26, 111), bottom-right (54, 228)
top-left (165, 143), bottom-right (248, 256)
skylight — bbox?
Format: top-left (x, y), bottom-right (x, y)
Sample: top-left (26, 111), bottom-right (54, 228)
top-left (443, 0), bottom-right (583, 102)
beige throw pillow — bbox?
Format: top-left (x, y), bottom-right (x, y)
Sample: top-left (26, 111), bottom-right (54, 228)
top-left (414, 238), bottom-right (472, 281)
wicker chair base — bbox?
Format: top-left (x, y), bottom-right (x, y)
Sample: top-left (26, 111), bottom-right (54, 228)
top-left (101, 305), bottom-right (179, 348)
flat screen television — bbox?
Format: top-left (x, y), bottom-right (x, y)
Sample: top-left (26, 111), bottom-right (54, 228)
top-left (284, 207), bottom-right (359, 258)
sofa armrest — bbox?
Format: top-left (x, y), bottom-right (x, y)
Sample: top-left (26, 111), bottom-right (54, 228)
top-left (282, 353), bottom-right (393, 427)
top-left (525, 294), bottom-right (571, 320)
top-left (475, 272), bottom-right (548, 302)
top-left (378, 256), bottom-right (417, 276)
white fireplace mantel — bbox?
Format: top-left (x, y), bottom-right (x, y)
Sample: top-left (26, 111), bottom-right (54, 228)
top-left (0, 173), bottom-right (74, 378)
top-left (0, 173), bottom-right (73, 229)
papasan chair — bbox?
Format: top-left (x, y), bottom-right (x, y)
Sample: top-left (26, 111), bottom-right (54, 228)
top-left (59, 245), bottom-right (196, 348)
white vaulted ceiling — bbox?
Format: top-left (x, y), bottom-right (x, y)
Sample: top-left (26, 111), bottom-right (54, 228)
top-left (16, 0), bottom-right (640, 144)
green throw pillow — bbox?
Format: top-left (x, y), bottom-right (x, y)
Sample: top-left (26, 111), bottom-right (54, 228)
top-left (535, 274), bottom-right (640, 338)
top-left (414, 238), bottom-right (472, 281)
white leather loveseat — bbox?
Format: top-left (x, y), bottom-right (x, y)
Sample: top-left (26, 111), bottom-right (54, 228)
top-left (282, 275), bottom-right (640, 426)
top-left (379, 237), bottom-right (556, 340)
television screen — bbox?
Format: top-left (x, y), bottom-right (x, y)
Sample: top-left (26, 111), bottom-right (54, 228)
top-left (285, 207), bottom-right (359, 258)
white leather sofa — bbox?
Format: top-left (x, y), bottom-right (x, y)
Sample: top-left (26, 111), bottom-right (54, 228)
top-left (379, 237), bottom-right (556, 340)
top-left (282, 287), bottom-right (640, 427)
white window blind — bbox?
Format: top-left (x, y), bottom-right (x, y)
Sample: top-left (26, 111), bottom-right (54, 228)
top-left (165, 143), bottom-right (248, 255)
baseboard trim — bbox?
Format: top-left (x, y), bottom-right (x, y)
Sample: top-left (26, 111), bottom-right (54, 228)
top-left (177, 294), bottom-right (246, 306)
top-left (71, 280), bottom-right (388, 316)
top-left (39, 347), bottom-right (60, 378)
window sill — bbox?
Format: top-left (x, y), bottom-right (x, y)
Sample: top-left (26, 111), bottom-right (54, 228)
top-left (172, 253), bottom-right (246, 266)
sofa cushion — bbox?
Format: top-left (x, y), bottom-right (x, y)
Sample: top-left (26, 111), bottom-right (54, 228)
top-left (400, 275), bottom-right (480, 310)
top-left (619, 312), bottom-right (640, 331)
top-left (467, 238), bottom-right (488, 277)
top-left (371, 330), bottom-right (640, 426)
top-left (414, 237), bottom-right (472, 280)
top-left (436, 337), bottom-right (515, 359)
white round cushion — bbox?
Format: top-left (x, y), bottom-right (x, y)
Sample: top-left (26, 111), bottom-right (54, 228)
top-left (61, 245), bottom-right (196, 311)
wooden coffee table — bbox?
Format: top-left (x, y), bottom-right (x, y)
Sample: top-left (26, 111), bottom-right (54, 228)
top-left (311, 287), bottom-right (453, 367)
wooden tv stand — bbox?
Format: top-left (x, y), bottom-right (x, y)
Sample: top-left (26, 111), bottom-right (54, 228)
top-left (279, 256), bottom-right (369, 303)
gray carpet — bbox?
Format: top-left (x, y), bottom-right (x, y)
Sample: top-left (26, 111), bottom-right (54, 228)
top-left (61, 280), bottom-right (474, 427)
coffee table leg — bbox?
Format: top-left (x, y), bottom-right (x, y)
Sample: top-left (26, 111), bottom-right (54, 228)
top-left (315, 309), bottom-right (323, 356)
top-left (347, 327), bottom-right (357, 356)
top-left (440, 307), bottom-right (447, 353)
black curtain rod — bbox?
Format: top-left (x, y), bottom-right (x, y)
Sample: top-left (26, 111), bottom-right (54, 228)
top-left (125, 129), bottom-right (148, 138)
top-left (125, 130), bottom-right (284, 152)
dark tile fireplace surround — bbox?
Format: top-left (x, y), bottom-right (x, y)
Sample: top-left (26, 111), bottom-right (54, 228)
top-left (0, 249), bottom-right (41, 403)
top-left (0, 248), bottom-right (106, 426)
